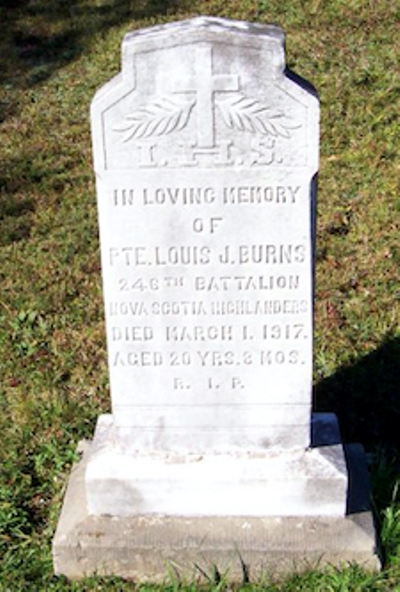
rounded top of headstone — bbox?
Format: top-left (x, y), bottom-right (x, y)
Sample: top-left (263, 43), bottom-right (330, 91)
top-left (124, 16), bottom-right (284, 40)
top-left (125, 16), bottom-right (285, 43)
top-left (123, 16), bottom-right (284, 47)
top-left (122, 17), bottom-right (285, 74)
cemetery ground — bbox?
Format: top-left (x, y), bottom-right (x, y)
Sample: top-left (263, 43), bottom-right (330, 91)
top-left (0, 0), bottom-right (398, 589)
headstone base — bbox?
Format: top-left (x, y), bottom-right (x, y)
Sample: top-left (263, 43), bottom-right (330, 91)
top-left (52, 416), bottom-right (380, 581)
top-left (85, 414), bottom-right (348, 517)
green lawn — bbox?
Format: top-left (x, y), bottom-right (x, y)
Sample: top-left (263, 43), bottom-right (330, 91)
top-left (0, 0), bottom-right (399, 589)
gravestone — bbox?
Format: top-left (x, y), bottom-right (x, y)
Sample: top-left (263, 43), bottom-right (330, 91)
top-left (53, 17), bottom-right (379, 580)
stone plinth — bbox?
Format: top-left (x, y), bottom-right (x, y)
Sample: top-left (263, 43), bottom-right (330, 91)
top-left (53, 431), bottom-right (380, 581)
top-left (85, 414), bottom-right (347, 517)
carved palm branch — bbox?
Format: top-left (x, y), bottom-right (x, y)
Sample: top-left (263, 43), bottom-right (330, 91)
top-left (218, 95), bottom-right (299, 138)
top-left (115, 96), bottom-right (196, 141)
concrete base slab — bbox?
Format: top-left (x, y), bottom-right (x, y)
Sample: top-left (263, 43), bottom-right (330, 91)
top-left (52, 440), bottom-right (380, 581)
top-left (85, 414), bottom-right (348, 517)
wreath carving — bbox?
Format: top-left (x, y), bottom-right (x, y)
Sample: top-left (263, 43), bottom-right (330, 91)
top-left (115, 93), bottom-right (299, 142)
top-left (114, 96), bottom-right (196, 142)
top-left (218, 95), bottom-right (299, 138)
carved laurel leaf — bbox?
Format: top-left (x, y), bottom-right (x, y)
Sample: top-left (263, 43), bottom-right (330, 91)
top-left (218, 95), bottom-right (299, 138)
top-left (115, 96), bottom-right (196, 141)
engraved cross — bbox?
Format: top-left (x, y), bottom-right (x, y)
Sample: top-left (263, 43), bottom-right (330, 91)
top-left (173, 46), bottom-right (240, 148)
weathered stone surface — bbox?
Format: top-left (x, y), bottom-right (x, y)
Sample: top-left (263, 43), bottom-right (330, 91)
top-left (53, 439), bottom-right (380, 582)
top-left (86, 414), bottom-right (347, 517)
top-left (52, 17), bottom-right (379, 580)
top-left (90, 16), bottom-right (318, 453)
top-left (84, 16), bottom-right (350, 519)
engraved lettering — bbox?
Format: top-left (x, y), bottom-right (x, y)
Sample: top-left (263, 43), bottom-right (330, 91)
top-left (109, 246), bottom-right (211, 267)
top-left (262, 324), bottom-right (306, 340)
top-left (195, 275), bottom-right (300, 291)
top-left (151, 301), bottom-right (207, 315)
top-left (113, 189), bottom-right (135, 206)
top-left (109, 301), bottom-right (148, 316)
top-left (166, 325), bottom-right (233, 342)
top-left (111, 326), bottom-right (154, 341)
top-left (112, 351), bottom-right (163, 366)
top-left (154, 246), bottom-right (211, 265)
top-left (223, 186), bottom-right (301, 204)
top-left (144, 186), bottom-right (216, 205)
top-left (173, 378), bottom-right (191, 390)
top-left (209, 300), bottom-right (308, 315)
top-left (237, 244), bottom-right (306, 264)
top-left (197, 351), bottom-right (235, 366)
top-left (260, 350), bottom-right (301, 365)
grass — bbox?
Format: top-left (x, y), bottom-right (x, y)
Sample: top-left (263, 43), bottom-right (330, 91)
top-left (0, 0), bottom-right (399, 589)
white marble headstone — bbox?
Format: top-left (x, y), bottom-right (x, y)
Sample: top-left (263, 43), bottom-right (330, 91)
top-left (91, 17), bottom-right (319, 454)
top-left (85, 18), bottom-right (349, 518)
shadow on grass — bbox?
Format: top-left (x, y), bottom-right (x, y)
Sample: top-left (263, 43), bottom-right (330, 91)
top-left (314, 335), bottom-right (400, 454)
top-left (0, 152), bottom-right (60, 245)
top-left (314, 335), bottom-right (400, 515)
top-left (0, 157), bottom-right (41, 245)
top-left (0, 1), bottom-right (185, 238)
top-left (0, 0), bottom-right (180, 121)
top-left (0, 194), bottom-right (34, 245)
